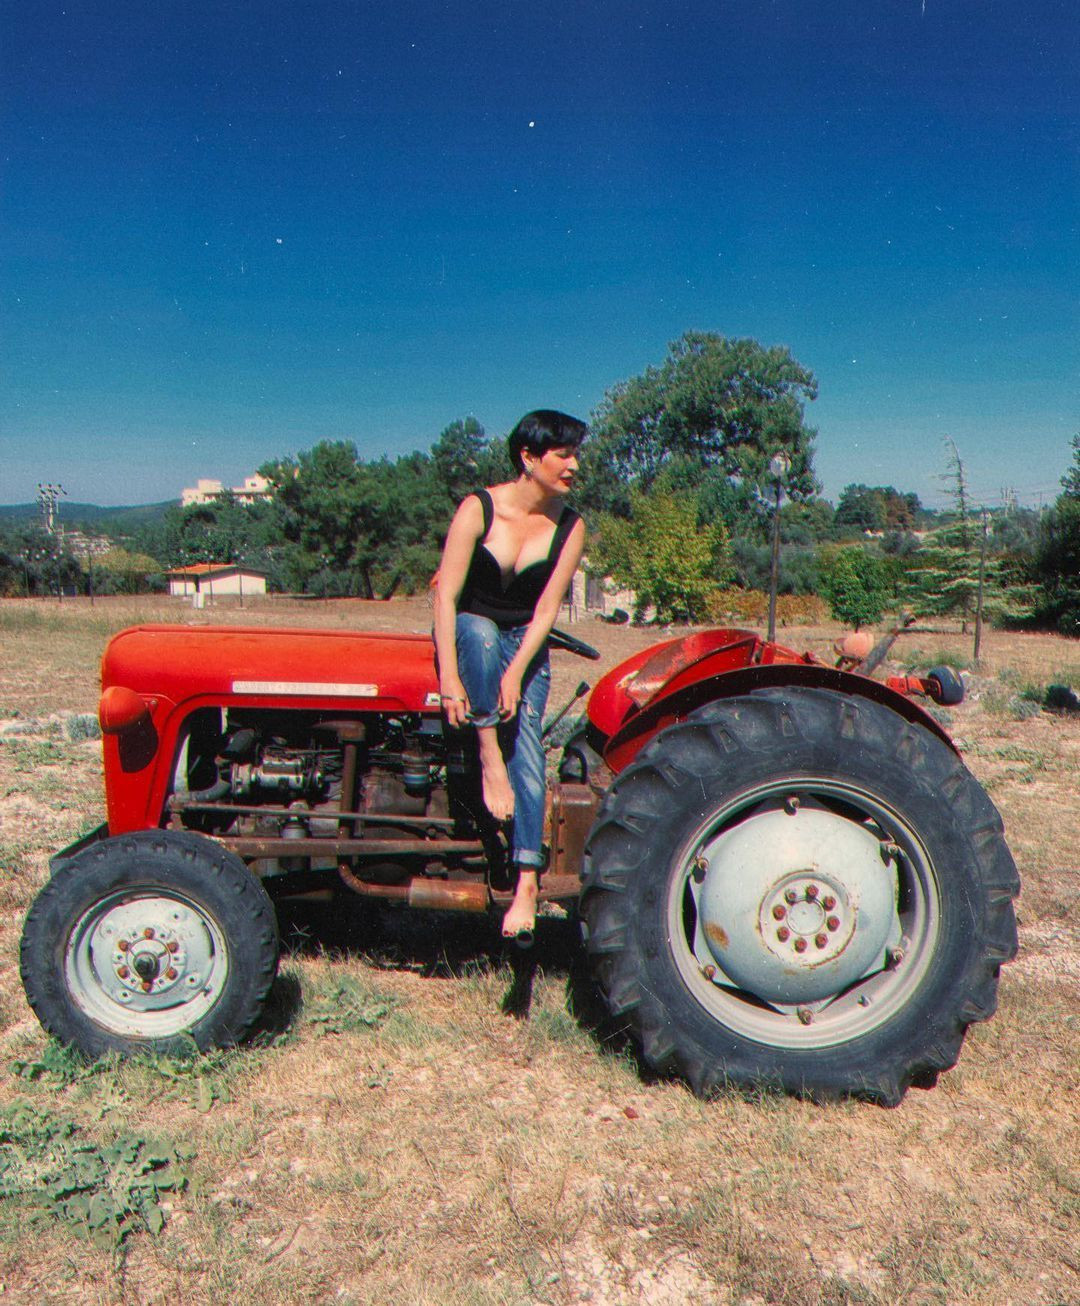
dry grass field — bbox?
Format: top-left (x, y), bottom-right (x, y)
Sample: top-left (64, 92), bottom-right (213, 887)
top-left (0, 595), bottom-right (1076, 1305)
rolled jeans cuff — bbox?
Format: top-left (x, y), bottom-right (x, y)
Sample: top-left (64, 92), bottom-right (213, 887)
top-left (466, 708), bottom-right (502, 728)
top-left (514, 849), bottom-right (545, 869)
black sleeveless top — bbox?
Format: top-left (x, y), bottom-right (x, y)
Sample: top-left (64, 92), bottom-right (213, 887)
top-left (458, 489), bottom-right (580, 628)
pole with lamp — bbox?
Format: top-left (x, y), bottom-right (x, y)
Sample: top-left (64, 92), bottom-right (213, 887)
top-left (766, 451), bottom-right (791, 643)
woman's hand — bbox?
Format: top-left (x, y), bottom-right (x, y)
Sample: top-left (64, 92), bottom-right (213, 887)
top-left (498, 668), bottom-right (523, 719)
top-left (439, 678), bottom-right (470, 728)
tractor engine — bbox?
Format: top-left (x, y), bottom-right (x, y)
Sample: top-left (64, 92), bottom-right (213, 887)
top-left (168, 708), bottom-right (465, 881)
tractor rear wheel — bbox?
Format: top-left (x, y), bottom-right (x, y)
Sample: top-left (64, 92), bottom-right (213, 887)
top-left (580, 688), bottom-right (1018, 1104)
top-left (21, 830), bottom-right (279, 1058)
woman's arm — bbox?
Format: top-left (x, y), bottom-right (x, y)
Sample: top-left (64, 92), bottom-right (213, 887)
top-left (498, 517), bottom-right (586, 717)
top-left (433, 495), bottom-right (485, 728)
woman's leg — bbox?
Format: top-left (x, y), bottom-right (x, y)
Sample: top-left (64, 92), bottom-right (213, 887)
top-left (500, 643), bottom-right (550, 939)
top-left (454, 613), bottom-right (515, 821)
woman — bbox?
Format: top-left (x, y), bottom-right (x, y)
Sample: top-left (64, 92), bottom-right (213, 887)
top-left (433, 410), bottom-right (587, 944)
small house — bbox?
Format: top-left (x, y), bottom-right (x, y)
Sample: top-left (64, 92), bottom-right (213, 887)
top-left (166, 563), bottom-right (267, 600)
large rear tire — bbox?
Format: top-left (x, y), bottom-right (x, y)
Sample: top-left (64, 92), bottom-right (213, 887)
top-left (21, 830), bottom-right (279, 1058)
top-left (580, 689), bottom-right (1018, 1104)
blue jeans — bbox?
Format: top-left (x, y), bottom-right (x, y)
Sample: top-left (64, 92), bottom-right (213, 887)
top-left (455, 612), bottom-right (550, 869)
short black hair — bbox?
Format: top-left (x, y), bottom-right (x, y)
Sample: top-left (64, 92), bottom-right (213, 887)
top-left (507, 410), bottom-right (587, 474)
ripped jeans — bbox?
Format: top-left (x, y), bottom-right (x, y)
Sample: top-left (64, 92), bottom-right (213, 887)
top-left (455, 612), bottom-right (550, 869)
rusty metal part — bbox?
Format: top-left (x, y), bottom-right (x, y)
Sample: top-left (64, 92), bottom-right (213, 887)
top-left (168, 799), bottom-right (453, 828)
top-left (215, 835), bottom-right (484, 859)
top-left (339, 740), bottom-right (360, 836)
top-left (545, 782), bottom-right (595, 889)
top-left (488, 874), bottom-right (584, 906)
top-left (337, 862), bottom-right (489, 912)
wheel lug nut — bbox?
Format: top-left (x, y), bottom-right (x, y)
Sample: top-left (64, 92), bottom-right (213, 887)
top-left (117, 966), bottom-right (129, 979)
top-left (141, 980), bottom-right (153, 993)
top-left (822, 895), bottom-right (836, 911)
top-left (777, 927), bottom-right (790, 942)
top-left (784, 888), bottom-right (798, 904)
top-left (805, 884), bottom-right (818, 900)
top-left (794, 937), bottom-right (808, 953)
top-left (143, 928), bottom-right (155, 939)
top-left (692, 856), bottom-right (708, 882)
top-left (815, 933), bottom-right (828, 949)
top-left (166, 940), bottom-right (179, 954)
top-left (827, 916), bottom-right (840, 931)
top-left (702, 964), bottom-right (716, 981)
top-left (165, 968), bottom-right (178, 981)
top-left (797, 1007), bottom-right (814, 1025)
top-left (784, 795), bottom-right (800, 814)
top-left (117, 939), bottom-right (130, 953)
top-left (772, 905), bottom-right (786, 920)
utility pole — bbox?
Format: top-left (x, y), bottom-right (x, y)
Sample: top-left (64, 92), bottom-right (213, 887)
top-left (767, 452), bottom-right (791, 643)
top-left (37, 482), bottom-right (67, 601)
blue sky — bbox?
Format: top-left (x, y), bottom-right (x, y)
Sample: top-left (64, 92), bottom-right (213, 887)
top-left (1, 0), bottom-right (1076, 509)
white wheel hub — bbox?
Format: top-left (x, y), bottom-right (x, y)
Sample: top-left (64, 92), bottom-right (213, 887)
top-left (65, 891), bottom-right (229, 1037)
top-left (694, 800), bottom-right (899, 1003)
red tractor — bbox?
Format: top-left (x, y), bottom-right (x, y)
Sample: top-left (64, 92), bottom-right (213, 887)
top-left (21, 622), bottom-right (1018, 1104)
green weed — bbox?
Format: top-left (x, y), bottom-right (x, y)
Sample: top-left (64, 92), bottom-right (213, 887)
top-left (1, 737), bottom-right (67, 770)
top-left (0, 1101), bottom-right (191, 1247)
top-left (65, 713), bottom-right (101, 742)
top-left (302, 972), bottom-right (398, 1037)
top-left (12, 1038), bottom-right (257, 1115)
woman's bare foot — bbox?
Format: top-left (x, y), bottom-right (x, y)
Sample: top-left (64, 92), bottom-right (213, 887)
top-left (478, 729), bottom-right (515, 822)
top-left (502, 870), bottom-right (539, 943)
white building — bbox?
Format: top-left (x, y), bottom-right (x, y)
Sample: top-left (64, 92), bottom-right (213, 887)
top-left (181, 473), bottom-right (271, 508)
top-left (166, 563), bottom-right (267, 598)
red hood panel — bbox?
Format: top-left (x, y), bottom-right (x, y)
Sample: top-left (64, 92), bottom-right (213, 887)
top-left (102, 625), bottom-right (440, 713)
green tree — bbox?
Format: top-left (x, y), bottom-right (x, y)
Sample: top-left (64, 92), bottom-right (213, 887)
top-left (261, 441), bottom-right (380, 597)
top-left (1033, 438), bottom-right (1080, 634)
top-left (0, 524), bottom-right (81, 597)
top-left (834, 485), bottom-right (920, 537)
top-left (901, 440), bottom-right (979, 630)
top-left (591, 485), bottom-right (733, 624)
top-left (820, 548), bottom-right (890, 629)
top-left (93, 547), bottom-right (163, 595)
top-left (585, 331), bottom-right (819, 508)
top-left (260, 441), bottom-right (453, 597)
top-left (430, 417), bottom-right (491, 502)
top-left (1061, 433), bottom-right (1080, 499)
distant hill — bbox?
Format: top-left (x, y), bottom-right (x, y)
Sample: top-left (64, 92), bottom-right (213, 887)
top-left (0, 501), bottom-right (177, 530)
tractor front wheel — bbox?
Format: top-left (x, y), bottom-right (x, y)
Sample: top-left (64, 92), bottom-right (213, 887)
top-left (21, 830), bottom-right (279, 1058)
top-left (580, 689), bottom-right (1018, 1104)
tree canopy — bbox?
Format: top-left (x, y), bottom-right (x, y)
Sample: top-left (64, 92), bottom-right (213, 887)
top-left (585, 332), bottom-right (819, 508)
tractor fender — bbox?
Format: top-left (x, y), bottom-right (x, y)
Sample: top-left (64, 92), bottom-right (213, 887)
top-left (601, 662), bottom-right (956, 774)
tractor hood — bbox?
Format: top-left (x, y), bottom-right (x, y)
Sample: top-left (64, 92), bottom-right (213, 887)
top-left (102, 624), bottom-right (440, 715)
